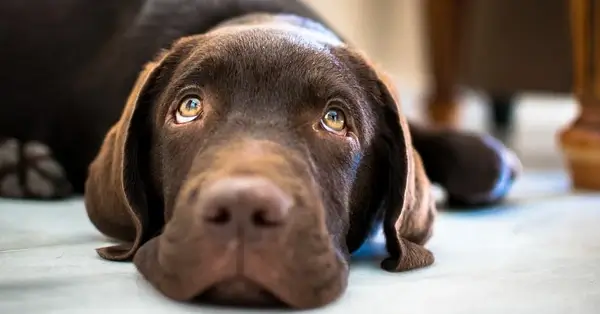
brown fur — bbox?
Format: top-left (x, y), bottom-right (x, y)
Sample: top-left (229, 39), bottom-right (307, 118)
top-left (84, 18), bottom-right (436, 308)
top-left (0, 2), bottom-right (520, 308)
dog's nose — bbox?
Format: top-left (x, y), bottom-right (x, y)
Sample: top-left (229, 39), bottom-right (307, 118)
top-left (199, 177), bottom-right (292, 229)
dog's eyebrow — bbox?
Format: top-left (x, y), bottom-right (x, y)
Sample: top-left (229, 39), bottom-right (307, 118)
top-left (171, 55), bottom-right (218, 86)
top-left (173, 52), bottom-right (349, 94)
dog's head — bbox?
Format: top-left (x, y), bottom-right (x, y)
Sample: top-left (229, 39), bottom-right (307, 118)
top-left (84, 17), bottom-right (434, 309)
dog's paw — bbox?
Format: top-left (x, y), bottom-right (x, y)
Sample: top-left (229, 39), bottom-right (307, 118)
top-left (0, 138), bottom-right (72, 199)
top-left (445, 135), bottom-right (522, 208)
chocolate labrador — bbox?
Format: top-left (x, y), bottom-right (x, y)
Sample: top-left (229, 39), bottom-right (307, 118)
top-left (0, 0), bottom-right (521, 309)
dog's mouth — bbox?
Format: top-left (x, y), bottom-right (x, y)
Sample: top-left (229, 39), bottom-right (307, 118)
top-left (133, 206), bottom-right (350, 309)
top-left (194, 277), bottom-right (286, 308)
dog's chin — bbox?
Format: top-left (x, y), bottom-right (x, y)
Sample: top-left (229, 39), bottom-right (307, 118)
top-left (195, 277), bottom-right (286, 308)
top-left (134, 235), bottom-right (349, 310)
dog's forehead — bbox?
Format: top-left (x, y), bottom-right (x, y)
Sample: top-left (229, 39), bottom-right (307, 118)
top-left (163, 26), bottom-right (368, 110)
top-left (218, 27), bottom-right (341, 51)
top-left (174, 26), bottom-right (348, 76)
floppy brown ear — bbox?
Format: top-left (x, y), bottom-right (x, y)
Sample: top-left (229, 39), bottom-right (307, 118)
top-left (84, 50), bottom-right (171, 261)
top-left (375, 68), bottom-right (437, 272)
top-left (345, 48), bottom-right (437, 272)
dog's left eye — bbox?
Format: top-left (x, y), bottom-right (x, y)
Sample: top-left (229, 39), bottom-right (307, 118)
top-left (175, 96), bottom-right (203, 124)
top-left (320, 107), bottom-right (347, 134)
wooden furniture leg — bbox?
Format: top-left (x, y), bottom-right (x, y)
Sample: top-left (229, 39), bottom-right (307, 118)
top-left (423, 0), bottom-right (465, 127)
top-left (559, 0), bottom-right (600, 190)
top-left (489, 94), bottom-right (516, 144)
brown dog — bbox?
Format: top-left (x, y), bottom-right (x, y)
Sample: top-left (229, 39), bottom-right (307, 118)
top-left (83, 12), bottom-right (521, 309)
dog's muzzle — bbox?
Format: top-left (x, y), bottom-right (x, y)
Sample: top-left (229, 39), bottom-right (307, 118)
top-left (133, 140), bottom-right (349, 309)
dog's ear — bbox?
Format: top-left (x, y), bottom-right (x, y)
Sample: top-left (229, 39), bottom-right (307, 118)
top-left (84, 49), bottom-right (174, 261)
top-left (341, 48), bottom-right (436, 272)
top-left (372, 66), bottom-right (437, 272)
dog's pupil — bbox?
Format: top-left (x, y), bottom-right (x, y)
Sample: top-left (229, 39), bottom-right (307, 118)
top-left (186, 99), bottom-right (199, 111)
top-left (326, 110), bottom-right (344, 128)
top-left (327, 111), bottom-right (338, 121)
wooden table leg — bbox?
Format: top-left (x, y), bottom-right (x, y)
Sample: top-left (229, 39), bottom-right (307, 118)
top-left (423, 0), bottom-right (465, 127)
top-left (559, 0), bottom-right (600, 190)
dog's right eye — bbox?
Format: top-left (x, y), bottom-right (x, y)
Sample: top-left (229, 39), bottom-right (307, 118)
top-left (175, 96), bottom-right (203, 124)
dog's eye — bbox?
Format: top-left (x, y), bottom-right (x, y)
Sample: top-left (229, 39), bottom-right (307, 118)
top-left (175, 96), bottom-right (203, 124)
top-left (320, 107), bottom-right (346, 134)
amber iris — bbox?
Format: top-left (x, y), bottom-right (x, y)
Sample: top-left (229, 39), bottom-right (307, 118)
top-left (175, 96), bottom-right (202, 123)
top-left (321, 108), bottom-right (346, 132)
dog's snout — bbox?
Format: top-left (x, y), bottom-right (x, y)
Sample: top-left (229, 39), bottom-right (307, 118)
top-left (198, 177), bottom-right (293, 229)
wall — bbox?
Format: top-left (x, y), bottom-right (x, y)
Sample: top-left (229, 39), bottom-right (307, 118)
top-left (302, 0), bottom-right (429, 91)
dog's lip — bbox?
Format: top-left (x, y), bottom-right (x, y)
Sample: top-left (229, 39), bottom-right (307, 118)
top-left (242, 249), bottom-right (350, 309)
top-left (188, 263), bottom-right (347, 310)
top-left (147, 235), bottom-right (344, 309)
top-left (193, 275), bottom-right (286, 308)
top-left (185, 264), bottom-right (306, 309)
top-left (153, 244), bottom-right (348, 309)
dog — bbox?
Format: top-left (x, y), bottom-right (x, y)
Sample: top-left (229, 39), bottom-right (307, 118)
top-left (0, 0), bottom-right (521, 309)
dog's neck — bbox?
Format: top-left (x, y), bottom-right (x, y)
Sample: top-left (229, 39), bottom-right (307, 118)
top-left (210, 13), bottom-right (344, 47)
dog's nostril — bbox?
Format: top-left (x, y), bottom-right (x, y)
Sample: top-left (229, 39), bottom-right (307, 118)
top-left (198, 176), bottom-right (292, 230)
top-left (205, 207), bottom-right (231, 225)
top-left (251, 208), bottom-right (281, 227)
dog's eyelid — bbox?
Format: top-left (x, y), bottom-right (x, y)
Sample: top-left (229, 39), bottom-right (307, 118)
top-left (173, 84), bottom-right (204, 99)
top-left (325, 96), bottom-right (350, 108)
top-left (326, 97), bottom-right (345, 105)
top-left (325, 95), bottom-right (362, 115)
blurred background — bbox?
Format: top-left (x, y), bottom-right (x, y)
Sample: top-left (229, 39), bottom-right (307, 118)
top-left (305, 0), bottom-right (578, 172)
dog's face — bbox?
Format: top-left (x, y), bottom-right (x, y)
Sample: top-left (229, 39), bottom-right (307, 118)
top-left (85, 22), bottom-right (434, 309)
